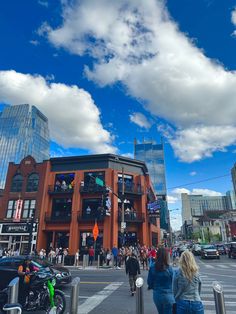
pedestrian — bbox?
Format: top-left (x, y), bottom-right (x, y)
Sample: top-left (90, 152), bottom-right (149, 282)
top-left (88, 246), bottom-right (95, 266)
top-left (125, 252), bottom-right (140, 296)
top-left (173, 250), bottom-right (204, 314)
top-left (75, 249), bottom-right (80, 267)
top-left (147, 247), bottom-right (175, 314)
top-left (112, 246), bottom-right (119, 268)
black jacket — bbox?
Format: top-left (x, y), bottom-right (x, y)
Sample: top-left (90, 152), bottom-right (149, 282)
top-left (126, 256), bottom-right (140, 276)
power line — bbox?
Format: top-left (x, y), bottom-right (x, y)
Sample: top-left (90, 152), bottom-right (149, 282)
top-left (167, 173), bottom-right (230, 190)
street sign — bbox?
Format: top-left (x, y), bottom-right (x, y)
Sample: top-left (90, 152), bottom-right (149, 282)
top-left (95, 177), bottom-right (104, 187)
top-left (121, 222), bottom-right (126, 229)
top-left (93, 222), bottom-right (99, 241)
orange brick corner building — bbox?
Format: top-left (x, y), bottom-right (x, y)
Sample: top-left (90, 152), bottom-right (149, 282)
top-left (0, 154), bottom-right (160, 255)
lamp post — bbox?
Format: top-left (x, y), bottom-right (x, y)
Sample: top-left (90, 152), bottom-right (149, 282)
top-left (27, 215), bottom-right (37, 255)
top-left (120, 167), bottom-right (125, 246)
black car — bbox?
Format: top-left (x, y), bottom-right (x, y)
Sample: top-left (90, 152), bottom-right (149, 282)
top-left (201, 245), bottom-right (220, 259)
top-left (216, 244), bottom-right (226, 255)
top-left (0, 256), bottom-right (71, 290)
top-left (228, 242), bottom-right (236, 259)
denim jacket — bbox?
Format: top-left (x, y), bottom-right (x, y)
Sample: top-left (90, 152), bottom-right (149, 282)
top-left (173, 269), bottom-right (202, 302)
top-left (147, 265), bottom-right (175, 303)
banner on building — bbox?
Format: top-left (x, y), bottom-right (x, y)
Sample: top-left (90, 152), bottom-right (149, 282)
top-left (147, 200), bottom-right (160, 218)
top-left (13, 199), bottom-right (23, 222)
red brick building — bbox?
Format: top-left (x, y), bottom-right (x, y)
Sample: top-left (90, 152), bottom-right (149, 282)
top-left (0, 154), bottom-right (160, 255)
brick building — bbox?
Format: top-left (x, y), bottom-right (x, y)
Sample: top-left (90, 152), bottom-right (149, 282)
top-left (0, 154), bottom-right (160, 255)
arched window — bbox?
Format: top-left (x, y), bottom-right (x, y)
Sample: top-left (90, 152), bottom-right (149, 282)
top-left (26, 173), bottom-right (39, 192)
top-left (11, 174), bottom-right (23, 192)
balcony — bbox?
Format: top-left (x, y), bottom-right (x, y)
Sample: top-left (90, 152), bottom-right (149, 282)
top-left (117, 182), bottom-right (143, 195)
top-left (48, 185), bottom-right (74, 195)
top-left (80, 184), bottom-right (104, 194)
top-left (77, 211), bottom-right (106, 222)
top-left (118, 211), bottom-right (145, 223)
top-left (44, 213), bottom-right (71, 224)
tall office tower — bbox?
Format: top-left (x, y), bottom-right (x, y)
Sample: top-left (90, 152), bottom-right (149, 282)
top-left (134, 139), bottom-right (169, 230)
top-left (0, 104), bottom-right (50, 188)
top-left (231, 164), bottom-right (236, 198)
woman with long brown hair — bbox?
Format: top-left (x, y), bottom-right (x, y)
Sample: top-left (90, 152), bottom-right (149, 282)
top-left (147, 247), bottom-right (175, 313)
top-left (173, 250), bottom-right (204, 314)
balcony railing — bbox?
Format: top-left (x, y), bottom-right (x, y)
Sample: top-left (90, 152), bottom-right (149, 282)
top-left (77, 211), bottom-right (106, 222)
top-left (117, 182), bottom-right (143, 195)
top-left (48, 185), bottom-right (74, 194)
top-left (80, 184), bottom-right (104, 193)
top-left (118, 211), bottom-right (145, 223)
top-left (44, 213), bottom-right (71, 223)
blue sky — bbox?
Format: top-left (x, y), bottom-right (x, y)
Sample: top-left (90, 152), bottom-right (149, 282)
top-left (0, 0), bottom-right (236, 230)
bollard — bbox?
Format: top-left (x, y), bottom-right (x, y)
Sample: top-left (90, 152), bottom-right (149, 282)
top-left (213, 281), bottom-right (226, 314)
top-left (83, 255), bottom-right (86, 269)
top-left (135, 277), bottom-right (144, 314)
top-left (111, 255), bottom-right (114, 268)
top-left (7, 277), bottom-right (19, 314)
top-left (70, 277), bottom-right (80, 314)
top-left (86, 254), bottom-right (89, 267)
top-left (97, 254), bottom-right (100, 269)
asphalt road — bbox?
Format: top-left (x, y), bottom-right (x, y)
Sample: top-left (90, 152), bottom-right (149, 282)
top-left (31, 255), bottom-right (236, 314)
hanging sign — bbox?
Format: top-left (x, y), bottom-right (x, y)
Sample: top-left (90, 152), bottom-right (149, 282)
top-left (93, 222), bottom-right (99, 241)
top-left (13, 199), bottom-right (23, 222)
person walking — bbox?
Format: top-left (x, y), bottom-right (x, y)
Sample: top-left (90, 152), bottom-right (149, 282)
top-left (173, 250), bottom-right (204, 314)
top-left (147, 247), bottom-right (175, 314)
top-left (125, 252), bottom-right (140, 296)
top-left (88, 246), bottom-right (95, 266)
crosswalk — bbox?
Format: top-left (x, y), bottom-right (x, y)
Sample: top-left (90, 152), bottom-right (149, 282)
top-left (200, 275), bottom-right (236, 314)
top-left (203, 263), bottom-right (236, 269)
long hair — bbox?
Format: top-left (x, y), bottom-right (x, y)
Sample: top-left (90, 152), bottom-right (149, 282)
top-left (179, 250), bottom-right (199, 281)
top-left (155, 247), bottom-right (169, 271)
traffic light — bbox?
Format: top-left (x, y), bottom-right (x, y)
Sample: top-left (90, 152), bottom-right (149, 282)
top-left (102, 188), bottom-right (111, 216)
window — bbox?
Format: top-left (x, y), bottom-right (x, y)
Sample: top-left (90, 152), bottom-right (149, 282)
top-left (54, 173), bottom-right (75, 191)
top-left (11, 174), bottom-right (23, 192)
top-left (51, 198), bottom-right (72, 220)
top-left (82, 198), bottom-right (102, 218)
top-left (83, 171), bottom-right (105, 191)
top-left (26, 173), bottom-right (39, 192)
top-left (6, 200), bottom-right (17, 218)
top-left (22, 200), bottom-right (36, 219)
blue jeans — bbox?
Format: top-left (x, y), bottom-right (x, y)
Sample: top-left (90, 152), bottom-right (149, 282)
top-left (176, 300), bottom-right (204, 314)
top-left (154, 301), bottom-right (173, 314)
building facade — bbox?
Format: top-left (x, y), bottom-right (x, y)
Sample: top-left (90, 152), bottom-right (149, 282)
top-left (134, 139), bottom-right (169, 230)
top-left (0, 154), bottom-right (160, 255)
top-left (0, 104), bottom-right (50, 188)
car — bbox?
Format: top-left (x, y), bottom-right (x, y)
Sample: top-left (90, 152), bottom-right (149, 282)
top-left (228, 242), bottom-right (236, 259)
top-left (0, 256), bottom-right (71, 290)
top-left (200, 245), bottom-right (220, 259)
top-left (216, 244), bottom-right (226, 255)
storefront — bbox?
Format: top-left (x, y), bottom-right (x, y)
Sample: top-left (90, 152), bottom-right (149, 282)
top-left (0, 223), bottom-right (37, 254)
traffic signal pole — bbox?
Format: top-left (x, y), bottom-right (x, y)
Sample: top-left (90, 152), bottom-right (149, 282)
top-left (121, 167), bottom-right (125, 244)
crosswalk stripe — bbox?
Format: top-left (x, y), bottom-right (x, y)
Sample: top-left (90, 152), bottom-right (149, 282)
top-left (205, 310), bottom-right (235, 314)
top-left (203, 300), bottom-right (236, 306)
top-left (218, 265), bottom-right (228, 268)
top-left (201, 294), bottom-right (235, 298)
top-left (204, 265), bottom-right (214, 269)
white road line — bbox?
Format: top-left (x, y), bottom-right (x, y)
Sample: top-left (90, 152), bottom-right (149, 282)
top-left (201, 294), bottom-right (236, 298)
top-left (203, 300), bottom-right (236, 306)
top-left (205, 311), bottom-right (235, 314)
top-left (77, 282), bottom-right (123, 314)
top-left (204, 265), bottom-right (214, 269)
top-left (217, 265), bottom-right (228, 268)
top-left (202, 284), bottom-right (235, 288)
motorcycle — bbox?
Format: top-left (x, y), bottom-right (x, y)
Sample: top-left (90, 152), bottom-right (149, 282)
top-left (0, 271), bottom-right (66, 314)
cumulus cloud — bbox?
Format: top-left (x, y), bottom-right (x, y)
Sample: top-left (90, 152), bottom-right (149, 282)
top-left (168, 187), bottom-right (222, 205)
top-left (190, 171), bottom-right (197, 176)
top-left (0, 70), bottom-right (116, 154)
top-left (40, 0), bottom-right (236, 162)
top-left (130, 112), bottom-right (151, 129)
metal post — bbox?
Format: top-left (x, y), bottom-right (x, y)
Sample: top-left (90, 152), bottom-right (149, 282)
top-left (8, 277), bottom-right (19, 314)
top-left (62, 254), bottom-right (65, 266)
top-left (83, 254), bottom-right (86, 269)
top-left (213, 281), bottom-right (226, 314)
top-left (70, 277), bottom-right (80, 314)
top-left (111, 254), bottom-right (114, 268)
top-left (97, 254), bottom-right (100, 268)
top-left (135, 277), bottom-right (144, 314)
top-left (121, 167), bottom-right (125, 245)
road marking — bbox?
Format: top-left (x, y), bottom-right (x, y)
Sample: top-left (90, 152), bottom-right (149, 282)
top-left (205, 311), bottom-right (235, 314)
top-left (201, 294), bottom-right (236, 298)
top-left (217, 265), bottom-right (228, 268)
top-left (77, 282), bottom-right (123, 314)
top-left (203, 300), bottom-right (236, 306)
top-left (204, 265), bottom-right (214, 269)
top-left (80, 281), bottom-right (112, 284)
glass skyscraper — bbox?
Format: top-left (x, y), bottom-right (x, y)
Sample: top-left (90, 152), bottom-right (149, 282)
top-left (134, 139), bottom-right (169, 230)
top-left (0, 104), bottom-right (50, 188)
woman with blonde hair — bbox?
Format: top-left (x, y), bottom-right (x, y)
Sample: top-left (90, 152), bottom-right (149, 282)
top-left (173, 250), bottom-right (204, 314)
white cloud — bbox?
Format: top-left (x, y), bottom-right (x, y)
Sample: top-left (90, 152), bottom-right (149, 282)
top-left (38, 0), bottom-right (48, 8)
top-left (29, 40), bottom-right (40, 46)
top-left (0, 70), bottom-right (116, 154)
top-left (167, 195), bottom-right (179, 204)
top-left (129, 112), bottom-right (151, 129)
top-left (190, 171), bottom-right (197, 176)
top-left (231, 8), bottom-right (236, 26)
top-left (41, 0), bottom-right (236, 162)
top-left (121, 152), bottom-right (134, 159)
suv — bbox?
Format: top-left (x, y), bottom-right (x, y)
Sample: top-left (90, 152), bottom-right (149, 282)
top-left (0, 256), bottom-right (71, 290)
top-left (201, 245), bottom-right (220, 259)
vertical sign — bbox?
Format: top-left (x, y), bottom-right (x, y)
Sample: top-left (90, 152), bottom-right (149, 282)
top-left (13, 199), bottom-right (23, 222)
top-left (93, 222), bottom-right (99, 241)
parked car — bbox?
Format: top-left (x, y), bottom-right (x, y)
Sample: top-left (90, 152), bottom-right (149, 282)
top-left (201, 245), bottom-right (220, 259)
top-left (0, 256), bottom-right (71, 290)
top-left (228, 242), bottom-right (236, 259)
top-left (216, 244), bottom-right (226, 255)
